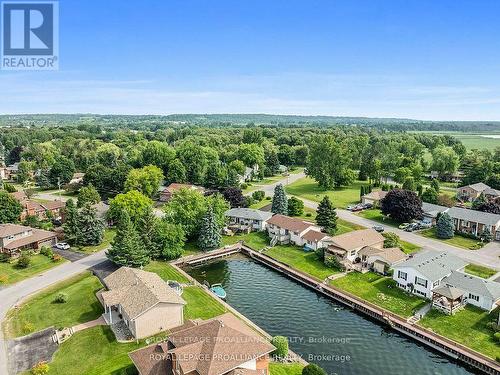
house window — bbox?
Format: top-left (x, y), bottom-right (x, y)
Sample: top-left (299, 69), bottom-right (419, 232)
top-left (398, 271), bottom-right (407, 281)
top-left (433, 280), bottom-right (439, 288)
top-left (415, 276), bottom-right (428, 288)
top-left (350, 250), bottom-right (356, 257)
top-left (468, 293), bottom-right (479, 302)
top-left (414, 290), bottom-right (426, 297)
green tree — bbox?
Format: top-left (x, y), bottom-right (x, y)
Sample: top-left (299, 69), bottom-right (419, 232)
top-left (287, 196), bottom-right (304, 216)
top-left (430, 178), bottom-right (440, 192)
top-left (137, 208), bottom-right (159, 257)
top-left (271, 184), bottom-right (288, 214)
top-left (271, 336), bottom-right (289, 359)
top-left (49, 156), bottom-right (75, 186)
top-left (164, 188), bottom-right (207, 238)
top-left (106, 211), bottom-right (149, 267)
top-left (436, 212), bottom-right (454, 239)
top-left (431, 146), bottom-right (459, 178)
top-left (421, 187), bottom-right (438, 204)
top-left (140, 141), bottom-right (175, 172)
top-left (62, 199), bottom-right (80, 244)
top-left (402, 177), bottom-right (416, 191)
top-left (165, 158), bottom-right (187, 184)
top-left (177, 142), bottom-right (209, 184)
top-left (124, 165), bottom-right (164, 198)
top-left (316, 196), bottom-right (337, 234)
top-left (153, 221), bottom-right (186, 260)
top-left (381, 189), bottom-right (423, 223)
top-left (198, 206), bottom-right (222, 251)
top-left (96, 143), bottom-right (121, 167)
top-left (77, 183), bottom-right (100, 208)
top-left (472, 193), bottom-right (487, 210)
top-left (228, 160), bottom-right (246, 176)
top-left (394, 167), bottom-right (412, 184)
top-left (306, 135), bottom-right (355, 188)
top-left (17, 160), bottom-right (35, 184)
top-left (77, 204), bottom-right (105, 246)
top-left (479, 227), bottom-right (493, 243)
top-left (108, 190), bottom-right (153, 225)
top-left (382, 232), bottom-right (401, 248)
top-left (237, 143), bottom-right (265, 168)
top-left (0, 191), bottom-right (22, 223)
top-left (302, 364), bottom-right (327, 375)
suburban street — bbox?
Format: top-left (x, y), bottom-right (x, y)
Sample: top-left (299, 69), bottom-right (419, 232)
top-left (0, 251), bottom-right (108, 375)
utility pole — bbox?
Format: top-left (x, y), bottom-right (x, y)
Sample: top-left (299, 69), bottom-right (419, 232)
top-left (57, 177), bottom-right (62, 201)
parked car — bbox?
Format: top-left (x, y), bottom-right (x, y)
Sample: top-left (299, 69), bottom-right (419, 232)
top-left (404, 223), bottom-right (419, 232)
top-left (398, 223), bottom-right (410, 229)
top-left (372, 225), bottom-right (384, 233)
top-left (54, 242), bottom-right (70, 250)
top-left (346, 205), bottom-right (355, 211)
top-left (417, 221), bottom-right (432, 229)
top-left (363, 203), bottom-right (373, 209)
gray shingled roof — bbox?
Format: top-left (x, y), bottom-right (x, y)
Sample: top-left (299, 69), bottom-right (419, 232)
top-left (446, 206), bottom-right (500, 226)
top-left (484, 188), bottom-right (500, 197)
top-left (443, 271), bottom-right (500, 301)
top-left (225, 208), bottom-right (273, 221)
top-left (395, 250), bottom-right (467, 282)
top-left (421, 203), bottom-right (449, 218)
top-left (462, 182), bottom-right (490, 192)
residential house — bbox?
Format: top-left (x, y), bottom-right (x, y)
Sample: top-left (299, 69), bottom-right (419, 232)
top-left (483, 187), bottom-right (500, 201)
top-left (361, 190), bottom-right (387, 207)
top-left (129, 312), bottom-right (275, 375)
top-left (266, 214), bottom-right (319, 246)
top-left (446, 206), bottom-right (500, 240)
top-left (100, 267), bottom-right (186, 339)
top-left (2, 162), bottom-right (19, 181)
top-left (421, 202), bottom-right (449, 226)
top-left (225, 208), bottom-right (273, 232)
top-left (458, 182), bottom-right (490, 202)
top-left (0, 224), bottom-right (57, 257)
top-left (9, 191), bottom-right (66, 221)
top-left (238, 165), bottom-right (260, 183)
top-left (393, 250), bottom-right (500, 313)
top-left (358, 246), bottom-right (407, 274)
top-left (159, 183), bottom-right (205, 202)
top-left (392, 250), bottom-right (467, 299)
top-left (68, 172), bottom-right (85, 186)
top-left (301, 229), bottom-right (331, 251)
top-left (441, 271), bottom-right (500, 312)
top-left (324, 229), bottom-right (385, 266)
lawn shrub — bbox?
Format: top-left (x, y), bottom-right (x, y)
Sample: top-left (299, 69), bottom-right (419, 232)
top-left (494, 332), bottom-right (500, 343)
top-left (0, 253), bottom-right (10, 262)
top-left (241, 183), bottom-right (248, 190)
top-left (315, 247), bottom-right (325, 261)
top-left (271, 336), bottom-right (289, 359)
top-left (40, 246), bottom-right (53, 258)
top-left (17, 254), bottom-right (31, 269)
top-left (325, 256), bottom-right (344, 271)
top-left (52, 254), bottom-right (63, 262)
top-left (252, 190), bottom-right (265, 201)
top-left (31, 361), bottom-right (49, 375)
top-left (54, 293), bottom-right (68, 303)
top-left (266, 196), bottom-right (271, 200)
top-left (23, 321), bottom-right (34, 334)
top-left (302, 363), bottom-right (327, 375)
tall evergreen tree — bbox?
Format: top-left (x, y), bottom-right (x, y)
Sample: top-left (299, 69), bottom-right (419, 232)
top-left (436, 212), bottom-right (454, 239)
top-left (106, 211), bottom-right (150, 267)
top-left (430, 178), bottom-right (440, 192)
top-left (271, 184), bottom-right (288, 214)
top-left (62, 199), bottom-right (80, 245)
top-left (198, 206), bottom-right (222, 251)
top-left (472, 193), bottom-right (487, 210)
top-left (360, 185), bottom-right (365, 199)
top-left (77, 204), bottom-right (105, 245)
top-left (316, 196), bottom-right (337, 234)
top-left (137, 208), bottom-right (159, 257)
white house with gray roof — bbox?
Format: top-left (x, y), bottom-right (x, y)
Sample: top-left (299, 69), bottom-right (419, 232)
top-left (225, 208), bottom-right (273, 232)
top-left (392, 250), bottom-right (467, 299)
top-left (421, 202), bottom-right (449, 225)
top-left (442, 271), bottom-right (500, 312)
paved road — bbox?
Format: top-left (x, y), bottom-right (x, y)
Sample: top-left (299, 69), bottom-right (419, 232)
top-left (248, 171), bottom-right (500, 270)
top-left (0, 250), bottom-right (108, 375)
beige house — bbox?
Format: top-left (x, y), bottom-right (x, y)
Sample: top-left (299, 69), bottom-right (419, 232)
top-left (159, 183), bottom-right (205, 202)
top-left (358, 246), bottom-right (407, 274)
top-left (266, 214), bottom-right (319, 246)
top-left (100, 267), bottom-right (186, 339)
top-left (129, 313), bottom-right (275, 375)
top-left (325, 229), bottom-right (385, 266)
top-left (0, 224), bottom-right (57, 257)
top-left (458, 182), bottom-right (490, 202)
top-left (361, 190), bottom-right (387, 207)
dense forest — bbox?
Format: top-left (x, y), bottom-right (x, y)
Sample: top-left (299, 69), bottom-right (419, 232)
top-left (1, 114), bottom-right (500, 132)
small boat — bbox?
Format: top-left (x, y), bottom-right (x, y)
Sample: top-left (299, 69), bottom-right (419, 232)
top-left (209, 283), bottom-right (227, 300)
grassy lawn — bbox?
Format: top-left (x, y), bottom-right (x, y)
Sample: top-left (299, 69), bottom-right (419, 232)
top-left (419, 306), bottom-right (499, 359)
top-left (464, 264), bottom-right (498, 279)
top-left (419, 228), bottom-right (482, 250)
top-left (0, 254), bottom-right (65, 285)
top-left (270, 363), bottom-right (305, 375)
top-left (249, 199), bottom-right (272, 209)
top-left (265, 246), bottom-right (339, 281)
top-left (3, 272), bottom-right (103, 338)
top-left (357, 209), bottom-right (400, 227)
top-left (144, 260), bottom-right (190, 283)
top-left (400, 240), bottom-right (421, 254)
top-left (222, 231), bottom-right (271, 250)
top-left (337, 218), bottom-right (366, 235)
top-left (76, 228), bottom-right (116, 253)
top-left (285, 177), bottom-right (369, 208)
top-left (331, 272), bottom-right (427, 318)
top-left (182, 286), bottom-right (227, 320)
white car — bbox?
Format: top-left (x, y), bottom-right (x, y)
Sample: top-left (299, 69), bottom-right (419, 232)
top-left (55, 242), bottom-right (70, 250)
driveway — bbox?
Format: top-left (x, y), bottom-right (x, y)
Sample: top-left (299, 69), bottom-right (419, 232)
top-left (7, 327), bottom-right (57, 374)
top-left (52, 248), bottom-right (87, 262)
top-left (0, 250), bottom-right (109, 375)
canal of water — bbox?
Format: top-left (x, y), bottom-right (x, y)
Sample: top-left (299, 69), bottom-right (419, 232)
top-left (187, 255), bottom-right (477, 375)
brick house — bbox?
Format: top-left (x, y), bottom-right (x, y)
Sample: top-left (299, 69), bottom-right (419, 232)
top-left (0, 224), bottom-right (57, 257)
top-left (458, 182), bottom-right (490, 202)
top-left (10, 191), bottom-right (65, 221)
top-left (159, 183), bottom-right (205, 202)
top-left (446, 206), bottom-right (500, 240)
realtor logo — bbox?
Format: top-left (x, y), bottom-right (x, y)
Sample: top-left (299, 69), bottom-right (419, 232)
top-left (1, 1), bottom-right (58, 70)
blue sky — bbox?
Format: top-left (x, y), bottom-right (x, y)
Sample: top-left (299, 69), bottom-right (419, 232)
top-left (2, 0), bottom-right (500, 120)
